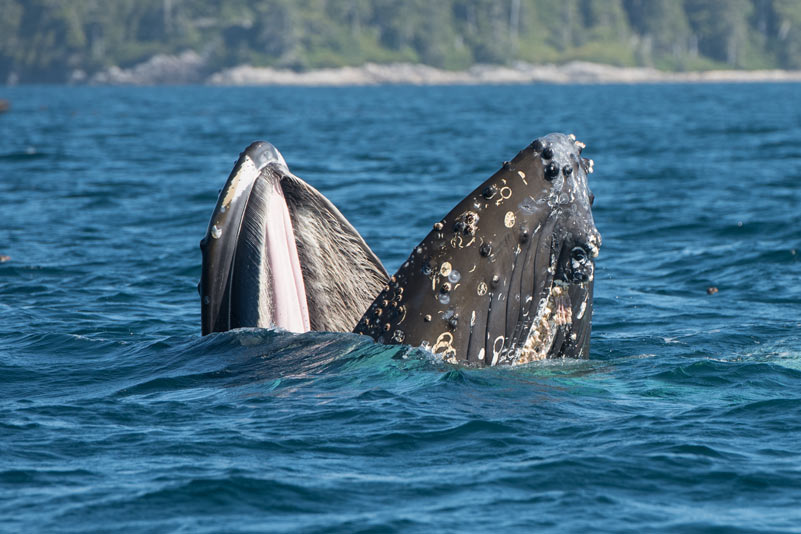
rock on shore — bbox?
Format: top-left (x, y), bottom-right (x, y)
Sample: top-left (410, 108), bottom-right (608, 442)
top-left (90, 51), bottom-right (206, 85)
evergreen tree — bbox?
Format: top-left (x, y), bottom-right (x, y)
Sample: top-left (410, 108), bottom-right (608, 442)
top-left (1, 0), bottom-right (800, 83)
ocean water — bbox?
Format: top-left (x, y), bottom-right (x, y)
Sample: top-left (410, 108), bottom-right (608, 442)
top-left (1, 83), bottom-right (800, 533)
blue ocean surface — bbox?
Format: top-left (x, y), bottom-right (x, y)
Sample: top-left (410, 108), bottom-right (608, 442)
top-left (1, 83), bottom-right (800, 533)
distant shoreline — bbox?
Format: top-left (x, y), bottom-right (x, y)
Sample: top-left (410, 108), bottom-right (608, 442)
top-left (205, 61), bottom-right (801, 86)
top-left (68, 52), bottom-right (801, 87)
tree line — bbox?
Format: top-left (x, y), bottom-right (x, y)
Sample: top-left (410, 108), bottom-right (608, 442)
top-left (2, 0), bottom-right (800, 83)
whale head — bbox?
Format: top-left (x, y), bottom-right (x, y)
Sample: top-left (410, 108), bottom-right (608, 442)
top-left (354, 133), bottom-right (600, 365)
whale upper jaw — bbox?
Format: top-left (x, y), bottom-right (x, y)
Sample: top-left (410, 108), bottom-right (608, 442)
top-left (354, 133), bottom-right (600, 365)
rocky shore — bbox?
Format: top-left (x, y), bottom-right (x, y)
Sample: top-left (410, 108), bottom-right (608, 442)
top-left (88, 51), bottom-right (207, 85)
top-left (88, 52), bottom-right (801, 86)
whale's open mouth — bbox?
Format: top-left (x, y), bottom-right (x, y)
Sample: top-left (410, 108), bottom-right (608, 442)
top-left (200, 142), bottom-right (388, 336)
top-left (199, 144), bottom-right (310, 334)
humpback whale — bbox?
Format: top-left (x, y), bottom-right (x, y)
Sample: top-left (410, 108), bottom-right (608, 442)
top-left (200, 134), bottom-right (600, 366)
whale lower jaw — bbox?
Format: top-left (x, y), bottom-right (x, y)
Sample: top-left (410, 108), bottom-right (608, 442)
top-left (200, 144), bottom-right (309, 334)
top-left (200, 141), bottom-right (389, 336)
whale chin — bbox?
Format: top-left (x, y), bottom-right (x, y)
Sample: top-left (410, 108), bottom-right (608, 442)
top-left (200, 134), bottom-right (600, 365)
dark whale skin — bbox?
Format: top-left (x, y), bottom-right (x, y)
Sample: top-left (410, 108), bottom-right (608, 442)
top-left (354, 133), bottom-right (600, 366)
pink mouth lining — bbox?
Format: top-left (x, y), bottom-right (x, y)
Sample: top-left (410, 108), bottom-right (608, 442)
top-left (263, 178), bottom-right (310, 333)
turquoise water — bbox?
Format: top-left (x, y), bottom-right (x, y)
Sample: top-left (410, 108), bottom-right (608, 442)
top-left (1, 84), bottom-right (801, 533)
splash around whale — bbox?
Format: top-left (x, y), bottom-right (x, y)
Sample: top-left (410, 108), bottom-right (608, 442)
top-left (199, 133), bottom-right (600, 366)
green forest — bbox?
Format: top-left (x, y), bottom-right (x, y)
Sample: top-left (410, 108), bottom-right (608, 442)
top-left (2, 0), bottom-right (801, 83)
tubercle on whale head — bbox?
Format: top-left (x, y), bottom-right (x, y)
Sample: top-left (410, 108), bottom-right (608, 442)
top-left (354, 132), bottom-right (601, 366)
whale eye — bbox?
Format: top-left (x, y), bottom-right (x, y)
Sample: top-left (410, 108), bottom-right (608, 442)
top-left (480, 243), bottom-right (492, 257)
top-left (569, 246), bottom-right (593, 284)
top-left (571, 247), bottom-right (588, 263)
top-left (482, 185), bottom-right (497, 199)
